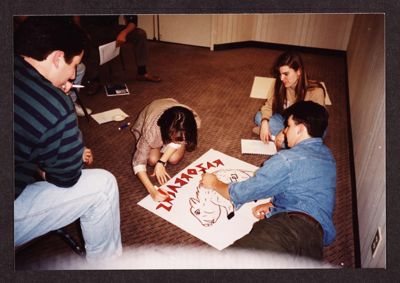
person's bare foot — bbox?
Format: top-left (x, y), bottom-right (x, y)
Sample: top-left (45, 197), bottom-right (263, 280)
top-left (252, 126), bottom-right (260, 135)
top-left (136, 73), bottom-right (161, 82)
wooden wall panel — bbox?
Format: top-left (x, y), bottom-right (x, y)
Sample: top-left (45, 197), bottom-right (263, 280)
top-left (213, 14), bottom-right (254, 44)
top-left (347, 14), bottom-right (385, 268)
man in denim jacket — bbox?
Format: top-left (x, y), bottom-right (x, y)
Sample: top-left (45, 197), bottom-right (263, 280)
top-left (201, 101), bottom-right (336, 260)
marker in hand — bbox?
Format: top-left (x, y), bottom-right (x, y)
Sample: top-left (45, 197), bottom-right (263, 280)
top-left (118, 122), bottom-right (131, 131)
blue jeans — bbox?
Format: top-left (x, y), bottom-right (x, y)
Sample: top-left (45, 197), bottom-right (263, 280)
top-left (14, 169), bottom-right (122, 263)
top-left (254, 111), bottom-right (328, 139)
top-left (254, 111), bottom-right (285, 137)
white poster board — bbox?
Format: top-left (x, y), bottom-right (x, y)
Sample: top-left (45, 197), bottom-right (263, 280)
top-left (138, 149), bottom-right (271, 250)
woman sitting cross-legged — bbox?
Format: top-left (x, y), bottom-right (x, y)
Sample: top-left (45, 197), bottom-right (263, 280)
top-left (253, 51), bottom-right (326, 149)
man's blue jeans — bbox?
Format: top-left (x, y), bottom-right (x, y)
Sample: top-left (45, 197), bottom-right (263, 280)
top-left (14, 169), bottom-right (122, 263)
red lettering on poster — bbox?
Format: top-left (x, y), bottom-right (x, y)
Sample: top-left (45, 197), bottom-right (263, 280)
top-left (156, 194), bottom-right (174, 211)
top-left (196, 163), bottom-right (207, 173)
top-left (155, 157), bottom-right (226, 212)
top-left (166, 191), bottom-right (176, 198)
top-left (156, 202), bottom-right (172, 211)
top-left (175, 178), bottom-right (188, 187)
top-left (213, 159), bottom-right (224, 167)
top-left (207, 162), bottom-right (214, 169)
top-left (187, 168), bottom-right (198, 175)
top-left (180, 172), bottom-right (193, 182)
top-left (166, 184), bottom-right (180, 194)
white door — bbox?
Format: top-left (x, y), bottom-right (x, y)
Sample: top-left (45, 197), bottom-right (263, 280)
top-left (139, 14), bottom-right (212, 48)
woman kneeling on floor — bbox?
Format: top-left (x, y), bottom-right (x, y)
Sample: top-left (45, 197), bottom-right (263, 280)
top-left (131, 98), bottom-right (201, 202)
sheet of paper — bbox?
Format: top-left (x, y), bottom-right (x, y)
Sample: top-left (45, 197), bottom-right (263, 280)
top-left (320, 81), bottom-right (332, 105)
top-left (91, 108), bottom-right (129, 124)
top-left (99, 41), bottom-right (120, 65)
top-left (138, 149), bottom-right (272, 251)
top-left (249, 76), bottom-right (276, 99)
top-left (241, 139), bottom-right (277, 155)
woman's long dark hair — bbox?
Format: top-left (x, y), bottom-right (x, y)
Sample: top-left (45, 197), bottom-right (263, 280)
top-left (272, 51), bottom-right (325, 115)
top-left (157, 106), bottom-right (198, 152)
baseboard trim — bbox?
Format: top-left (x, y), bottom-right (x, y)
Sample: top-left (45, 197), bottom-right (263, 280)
top-left (213, 41), bottom-right (346, 57)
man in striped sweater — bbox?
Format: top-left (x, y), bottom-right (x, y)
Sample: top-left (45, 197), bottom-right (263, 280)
top-left (14, 17), bottom-right (122, 265)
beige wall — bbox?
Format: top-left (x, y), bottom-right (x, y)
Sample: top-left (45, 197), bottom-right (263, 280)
top-left (139, 14), bottom-right (212, 47)
top-left (212, 14), bottom-right (354, 51)
top-left (347, 14), bottom-right (385, 268)
top-left (159, 15), bottom-right (212, 47)
top-left (212, 14), bottom-right (255, 45)
top-left (139, 14), bottom-right (354, 51)
top-left (138, 15), bottom-right (156, 39)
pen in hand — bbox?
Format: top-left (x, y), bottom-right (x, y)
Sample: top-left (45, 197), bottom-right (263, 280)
top-left (118, 122), bottom-right (131, 131)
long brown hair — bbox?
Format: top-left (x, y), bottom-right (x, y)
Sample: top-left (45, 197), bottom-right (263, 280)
top-left (272, 51), bottom-right (325, 115)
top-left (157, 106), bottom-right (198, 152)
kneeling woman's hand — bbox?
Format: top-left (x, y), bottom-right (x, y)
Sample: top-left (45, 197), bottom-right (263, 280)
top-left (150, 186), bottom-right (169, 202)
top-left (152, 162), bottom-right (171, 185)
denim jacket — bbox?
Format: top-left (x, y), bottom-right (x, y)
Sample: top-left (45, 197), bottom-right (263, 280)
top-left (229, 138), bottom-right (337, 245)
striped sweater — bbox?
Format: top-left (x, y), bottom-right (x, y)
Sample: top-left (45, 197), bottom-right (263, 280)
top-left (14, 56), bottom-right (84, 198)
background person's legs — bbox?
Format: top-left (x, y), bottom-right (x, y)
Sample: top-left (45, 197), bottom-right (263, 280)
top-left (126, 28), bottom-right (155, 79)
top-left (69, 63), bottom-right (92, 116)
top-left (14, 169), bottom-right (122, 263)
top-left (126, 28), bottom-right (148, 73)
top-left (126, 27), bottom-right (160, 82)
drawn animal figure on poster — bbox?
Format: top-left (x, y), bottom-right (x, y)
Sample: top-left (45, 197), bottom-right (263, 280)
top-left (189, 169), bottom-right (254, 227)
